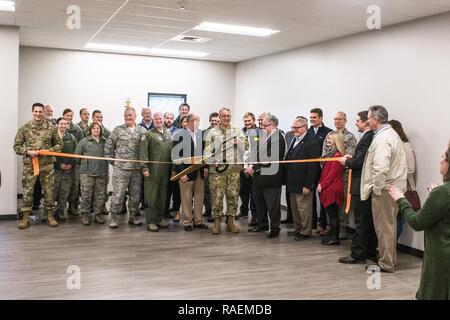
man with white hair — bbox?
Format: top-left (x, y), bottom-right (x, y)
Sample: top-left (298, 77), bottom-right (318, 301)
top-left (257, 112), bottom-right (270, 129)
top-left (140, 112), bottom-right (173, 232)
top-left (139, 107), bottom-right (153, 131)
top-left (285, 117), bottom-right (321, 240)
top-left (246, 114), bottom-right (286, 238)
top-left (361, 105), bottom-right (407, 273)
top-left (105, 108), bottom-right (147, 228)
top-left (44, 104), bottom-right (57, 126)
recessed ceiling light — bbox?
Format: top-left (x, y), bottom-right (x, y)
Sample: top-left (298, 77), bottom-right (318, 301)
top-left (85, 43), bottom-right (147, 53)
top-left (148, 48), bottom-right (209, 58)
top-left (193, 22), bottom-right (279, 37)
top-left (0, 0), bottom-right (15, 12)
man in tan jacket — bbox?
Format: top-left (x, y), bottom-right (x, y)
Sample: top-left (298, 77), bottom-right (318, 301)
top-left (361, 105), bottom-right (407, 273)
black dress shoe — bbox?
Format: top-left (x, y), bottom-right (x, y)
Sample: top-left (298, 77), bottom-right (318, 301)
top-left (321, 238), bottom-right (340, 245)
top-left (184, 225), bottom-right (193, 232)
top-left (248, 226), bottom-right (269, 232)
top-left (322, 240), bottom-right (340, 245)
top-left (248, 221), bottom-right (256, 227)
top-left (280, 219), bottom-right (293, 224)
top-left (339, 255), bottom-right (365, 264)
top-left (366, 264), bottom-right (391, 273)
top-left (294, 234), bottom-right (310, 241)
top-left (194, 223), bottom-right (209, 229)
top-left (266, 231), bottom-right (280, 239)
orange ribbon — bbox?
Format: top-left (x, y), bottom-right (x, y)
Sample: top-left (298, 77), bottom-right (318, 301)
top-left (32, 151), bottom-right (353, 214)
top-left (32, 157), bottom-right (39, 176)
top-left (345, 169), bottom-right (352, 214)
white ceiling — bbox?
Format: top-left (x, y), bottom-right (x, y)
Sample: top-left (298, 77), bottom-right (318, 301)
top-left (1, 0), bottom-right (450, 62)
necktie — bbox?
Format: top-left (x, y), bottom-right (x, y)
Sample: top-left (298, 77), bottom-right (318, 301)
top-left (288, 137), bottom-right (297, 153)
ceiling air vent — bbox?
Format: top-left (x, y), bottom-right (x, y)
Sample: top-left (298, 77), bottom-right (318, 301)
top-left (181, 36), bottom-right (200, 41)
top-left (171, 35), bottom-right (211, 43)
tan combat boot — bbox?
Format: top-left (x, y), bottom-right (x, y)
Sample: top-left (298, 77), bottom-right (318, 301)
top-left (47, 213), bottom-right (59, 227)
top-left (18, 212), bottom-right (31, 229)
top-left (211, 217), bottom-right (221, 235)
top-left (226, 216), bottom-right (239, 233)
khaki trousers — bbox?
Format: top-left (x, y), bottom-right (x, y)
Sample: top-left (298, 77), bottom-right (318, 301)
top-left (179, 175), bottom-right (205, 226)
top-left (372, 191), bottom-right (398, 272)
top-left (290, 192), bottom-right (313, 236)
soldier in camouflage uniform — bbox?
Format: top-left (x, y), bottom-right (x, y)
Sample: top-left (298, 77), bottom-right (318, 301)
top-left (204, 107), bottom-right (246, 235)
top-left (105, 108), bottom-right (146, 228)
top-left (84, 109), bottom-right (111, 215)
top-left (63, 108), bottom-right (85, 216)
top-left (77, 108), bottom-right (90, 131)
top-left (53, 117), bottom-right (77, 221)
top-left (13, 103), bottom-right (63, 229)
top-left (75, 122), bottom-right (109, 225)
top-left (140, 112), bottom-right (173, 232)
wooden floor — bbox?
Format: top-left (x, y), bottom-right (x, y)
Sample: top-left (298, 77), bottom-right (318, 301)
top-left (0, 209), bottom-right (422, 300)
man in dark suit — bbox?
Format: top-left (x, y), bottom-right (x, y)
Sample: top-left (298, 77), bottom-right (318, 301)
top-left (286, 117), bottom-right (322, 240)
top-left (282, 129), bottom-right (294, 225)
top-left (173, 102), bottom-right (190, 129)
top-left (172, 113), bottom-right (209, 231)
top-left (338, 111), bottom-right (377, 263)
top-left (281, 116), bottom-right (308, 225)
top-left (246, 115), bottom-right (286, 238)
top-left (308, 108), bottom-right (333, 231)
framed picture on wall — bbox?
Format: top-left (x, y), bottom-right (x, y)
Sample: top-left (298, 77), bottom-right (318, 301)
top-left (148, 92), bottom-right (187, 115)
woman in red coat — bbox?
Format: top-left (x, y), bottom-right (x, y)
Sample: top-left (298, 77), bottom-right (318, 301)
top-left (317, 132), bottom-right (345, 245)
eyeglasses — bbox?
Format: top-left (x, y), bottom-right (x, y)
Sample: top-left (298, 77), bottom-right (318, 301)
top-left (291, 125), bottom-right (306, 129)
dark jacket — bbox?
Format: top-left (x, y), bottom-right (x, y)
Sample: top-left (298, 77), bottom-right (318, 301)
top-left (172, 128), bottom-right (205, 181)
top-left (251, 129), bottom-right (286, 188)
top-left (173, 114), bottom-right (186, 129)
top-left (308, 124), bottom-right (332, 184)
top-left (54, 131), bottom-right (77, 170)
top-left (345, 130), bottom-right (374, 195)
top-left (284, 130), bottom-right (294, 156)
top-left (75, 136), bottom-right (108, 176)
top-left (138, 119), bottom-right (154, 131)
top-left (285, 131), bottom-right (321, 193)
top-left (68, 122), bottom-right (85, 142)
top-left (308, 124), bottom-right (333, 149)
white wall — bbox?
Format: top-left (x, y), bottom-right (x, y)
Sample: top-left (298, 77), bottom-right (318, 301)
top-left (0, 27), bottom-right (19, 216)
top-left (17, 46), bottom-right (236, 194)
top-left (19, 46), bottom-right (236, 130)
top-left (235, 13), bottom-right (450, 250)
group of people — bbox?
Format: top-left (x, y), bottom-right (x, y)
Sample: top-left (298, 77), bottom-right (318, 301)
top-left (13, 102), bottom-right (450, 300)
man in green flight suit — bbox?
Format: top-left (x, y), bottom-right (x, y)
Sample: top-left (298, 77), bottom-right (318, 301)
top-left (13, 102), bottom-right (63, 229)
top-left (140, 112), bottom-right (173, 232)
